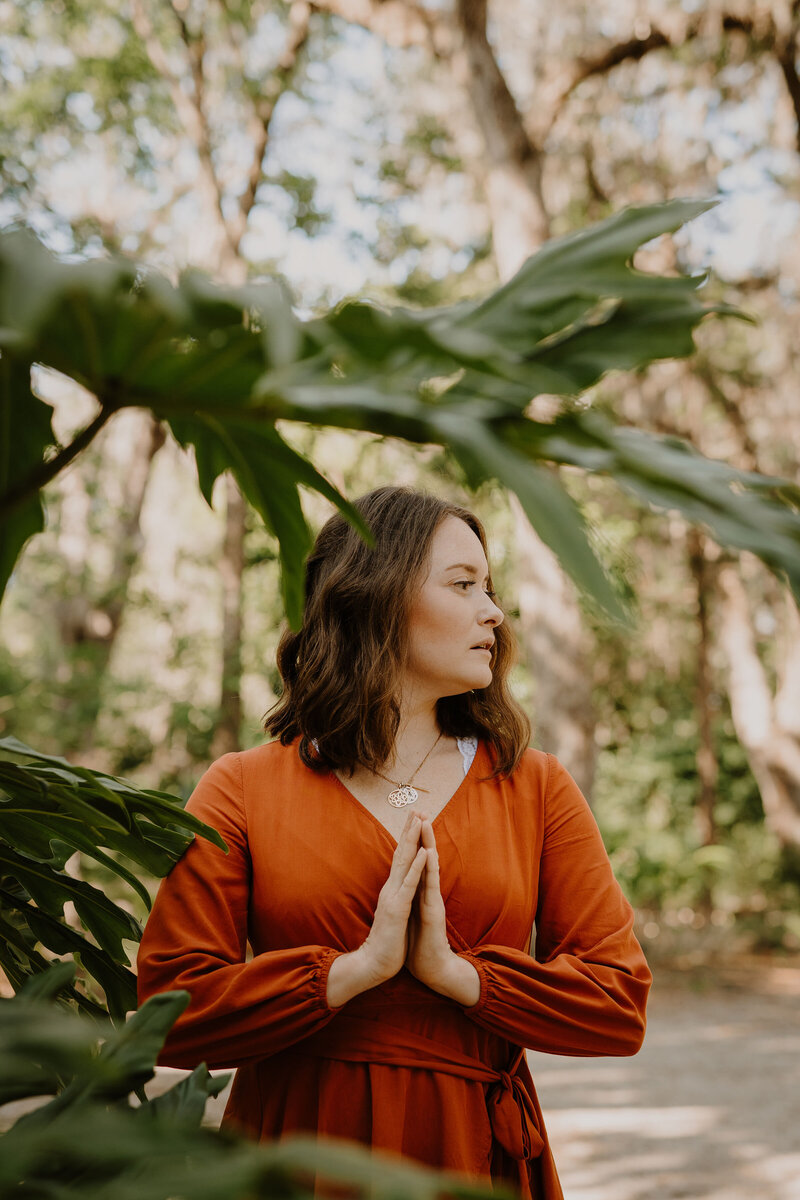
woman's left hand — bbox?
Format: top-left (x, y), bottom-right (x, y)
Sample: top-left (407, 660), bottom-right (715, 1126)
top-left (405, 819), bottom-right (481, 1006)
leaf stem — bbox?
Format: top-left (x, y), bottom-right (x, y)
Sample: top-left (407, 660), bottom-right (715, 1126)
top-left (0, 402), bottom-right (117, 519)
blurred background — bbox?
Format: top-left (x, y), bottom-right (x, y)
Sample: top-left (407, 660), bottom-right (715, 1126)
top-left (1, 3), bottom-right (799, 1196)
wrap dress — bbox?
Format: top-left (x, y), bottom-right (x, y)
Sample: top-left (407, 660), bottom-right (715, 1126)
top-left (136, 738), bottom-right (651, 1199)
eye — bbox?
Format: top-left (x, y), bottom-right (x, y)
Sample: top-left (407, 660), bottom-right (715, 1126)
top-left (453, 580), bottom-right (474, 591)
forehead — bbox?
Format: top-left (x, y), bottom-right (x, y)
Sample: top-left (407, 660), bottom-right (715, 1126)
top-left (427, 515), bottom-right (487, 569)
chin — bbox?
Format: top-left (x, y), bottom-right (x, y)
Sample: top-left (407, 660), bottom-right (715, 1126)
top-left (446, 671), bottom-right (493, 696)
top-left (473, 666), bottom-right (494, 689)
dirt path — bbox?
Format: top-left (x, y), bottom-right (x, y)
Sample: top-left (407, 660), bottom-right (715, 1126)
top-left (528, 961), bottom-right (800, 1200)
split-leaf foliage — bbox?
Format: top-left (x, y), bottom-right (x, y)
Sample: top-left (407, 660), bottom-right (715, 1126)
top-left (3, 199), bottom-right (799, 633)
top-left (2, 199), bottom-right (800, 1195)
top-left (0, 735), bottom-right (224, 1019)
top-left (1, 965), bottom-right (503, 1200)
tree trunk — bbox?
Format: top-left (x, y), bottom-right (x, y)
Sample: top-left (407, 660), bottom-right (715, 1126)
top-left (510, 493), bottom-right (598, 796)
top-left (55, 413), bottom-right (165, 649)
top-left (53, 411), bottom-right (165, 756)
top-left (454, 0), bottom-right (549, 278)
top-left (687, 527), bottom-right (719, 913)
top-left (453, 0), bottom-right (598, 790)
top-left (717, 563), bottom-right (800, 849)
top-left (211, 475), bottom-right (246, 757)
top-left (688, 527), bottom-right (719, 850)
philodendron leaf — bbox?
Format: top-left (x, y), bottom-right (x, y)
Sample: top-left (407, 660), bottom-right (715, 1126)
top-left (15, 959), bottom-right (77, 1003)
top-left (0, 737), bottom-right (236, 1015)
top-left (86, 991), bottom-right (191, 1100)
top-left (0, 912), bottom-right (96, 1015)
top-left (0, 355), bottom-right (52, 595)
top-left (0, 734), bottom-right (227, 856)
top-left (169, 415), bottom-right (373, 628)
top-left (509, 409), bottom-right (800, 603)
top-left (8, 991), bottom-right (192, 1129)
top-left (137, 1063), bottom-right (231, 1129)
top-left (433, 410), bottom-right (628, 624)
top-left (0, 844), bottom-right (141, 962)
top-left (6, 201), bottom-right (800, 628)
top-left (459, 198), bottom-right (717, 357)
top-left (18, 898), bottom-right (138, 1018)
top-left (0, 992), bottom-right (103, 1106)
top-left (0, 909), bottom-right (120, 1021)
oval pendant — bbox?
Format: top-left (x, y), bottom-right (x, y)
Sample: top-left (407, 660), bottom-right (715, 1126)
top-left (387, 784), bottom-right (419, 808)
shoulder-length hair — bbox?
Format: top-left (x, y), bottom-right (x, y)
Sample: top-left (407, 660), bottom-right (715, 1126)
top-left (264, 486), bottom-right (530, 777)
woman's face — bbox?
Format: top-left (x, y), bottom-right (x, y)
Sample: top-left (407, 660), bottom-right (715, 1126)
top-left (403, 515), bottom-right (504, 701)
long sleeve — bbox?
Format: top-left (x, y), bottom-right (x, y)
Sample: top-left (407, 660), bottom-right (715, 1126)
top-left (136, 752), bottom-right (342, 1070)
top-left (459, 753), bottom-right (651, 1057)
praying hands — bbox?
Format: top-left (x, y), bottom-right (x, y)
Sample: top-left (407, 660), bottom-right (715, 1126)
top-left (326, 812), bottom-right (480, 1008)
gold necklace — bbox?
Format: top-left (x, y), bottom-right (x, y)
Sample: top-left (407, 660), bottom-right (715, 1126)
top-left (372, 731), bottom-right (443, 808)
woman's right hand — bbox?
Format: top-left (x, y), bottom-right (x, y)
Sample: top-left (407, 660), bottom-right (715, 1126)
top-left (326, 811), bottom-right (426, 1008)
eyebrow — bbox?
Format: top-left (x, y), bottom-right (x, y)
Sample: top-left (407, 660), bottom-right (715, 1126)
top-left (443, 562), bottom-right (490, 581)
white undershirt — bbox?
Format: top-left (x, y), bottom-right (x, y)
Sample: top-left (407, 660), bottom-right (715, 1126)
top-left (455, 735), bottom-right (478, 775)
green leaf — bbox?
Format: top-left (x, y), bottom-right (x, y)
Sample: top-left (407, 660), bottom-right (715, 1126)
top-left (169, 415), bottom-right (372, 628)
top-left (0, 994), bottom-right (103, 1106)
top-left (0, 844), bottom-right (142, 962)
top-left (88, 991), bottom-right (191, 1098)
top-left (433, 411), bottom-right (629, 623)
top-left (0, 735), bottom-right (226, 854)
top-left (0, 797), bottom-right (152, 909)
top-left (5, 203), bottom-right (800, 626)
top-left (0, 354), bottom-right (51, 595)
top-left (0, 912), bottom-right (73, 1007)
top-left (261, 1135), bottom-right (515, 1199)
top-left (463, 198), bottom-right (714, 349)
top-left (15, 960), bottom-right (77, 1003)
top-left (511, 409), bottom-right (800, 603)
top-left (14, 896), bottom-right (138, 1018)
top-left (15, 992), bottom-right (192, 1130)
top-left (137, 1062), bottom-right (231, 1129)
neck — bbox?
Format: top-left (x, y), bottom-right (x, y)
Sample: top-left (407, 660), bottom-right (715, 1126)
top-left (388, 690), bottom-right (441, 770)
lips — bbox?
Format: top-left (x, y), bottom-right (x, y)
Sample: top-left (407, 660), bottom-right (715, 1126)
top-left (471, 641), bottom-right (494, 650)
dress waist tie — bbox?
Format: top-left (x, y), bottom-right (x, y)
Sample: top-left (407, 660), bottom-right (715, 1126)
top-left (298, 1014), bottom-right (544, 1163)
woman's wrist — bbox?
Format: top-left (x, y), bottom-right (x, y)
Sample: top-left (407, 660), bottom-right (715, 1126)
top-left (325, 944), bottom-right (385, 1008)
top-left (425, 952), bottom-right (481, 1007)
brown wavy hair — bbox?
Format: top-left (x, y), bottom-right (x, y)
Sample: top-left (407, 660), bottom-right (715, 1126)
top-left (264, 486), bottom-right (531, 778)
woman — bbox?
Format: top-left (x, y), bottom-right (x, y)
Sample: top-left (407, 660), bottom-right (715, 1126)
top-left (137, 486), bottom-right (651, 1200)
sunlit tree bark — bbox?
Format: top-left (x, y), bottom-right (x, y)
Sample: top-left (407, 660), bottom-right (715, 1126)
top-left (718, 563), bottom-right (800, 849)
top-left (452, 0), bottom-right (598, 794)
top-left (129, 0), bottom-right (313, 753)
top-left (53, 412), bottom-right (165, 762)
top-left (687, 527), bottom-right (719, 852)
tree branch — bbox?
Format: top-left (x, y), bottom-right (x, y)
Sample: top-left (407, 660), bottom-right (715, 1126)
top-left (307, 0), bottom-right (442, 51)
top-left (130, 0), bottom-right (203, 146)
top-left (569, 27), bottom-right (674, 92)
top-left (776, 29), bottom-right (800, 152)
top-left (166, 0), bottom-right (237, 259)
top-left (538, 10), bottom-right (772, 138)
top-left (226, 1), bottom-right (314, 253)
top-left (694, 365), bottom-right (761, 470)
top-left (131, 0), bottom-right (240, 274)
top-left (453, 0), bottom-right (549, 273)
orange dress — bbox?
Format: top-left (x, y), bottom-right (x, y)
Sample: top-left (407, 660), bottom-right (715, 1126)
top-left (137, 739), bottom-right (651, 1199)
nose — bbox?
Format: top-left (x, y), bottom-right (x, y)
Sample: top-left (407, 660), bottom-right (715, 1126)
top-left (482, 595), bottom-right (504, 627)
